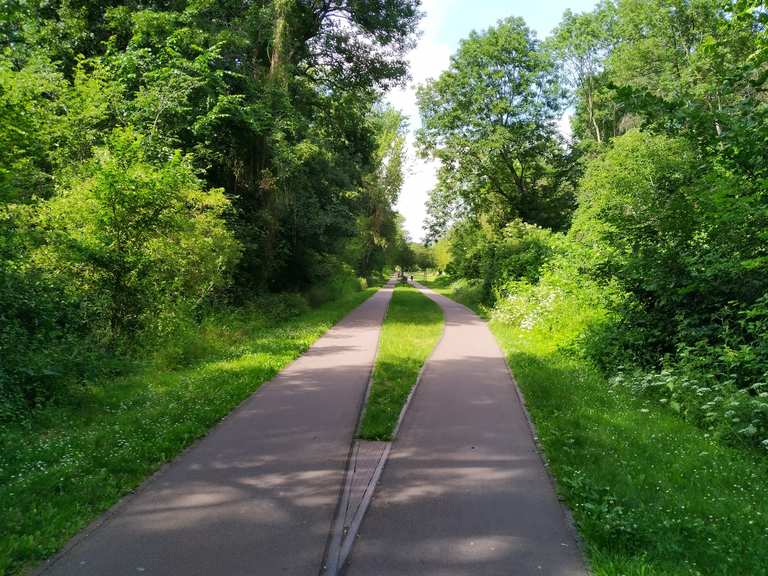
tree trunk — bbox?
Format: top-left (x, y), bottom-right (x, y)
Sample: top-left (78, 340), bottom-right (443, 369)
top-left (269, 0), bottom-right (292, 83)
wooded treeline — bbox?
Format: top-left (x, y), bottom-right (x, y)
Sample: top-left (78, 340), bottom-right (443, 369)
top-left (0, 0), bottom-right (421, 415)
top-left (422, 0), bottom-right (768, 448)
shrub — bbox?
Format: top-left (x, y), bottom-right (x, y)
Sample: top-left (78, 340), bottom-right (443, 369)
top-left (304, 253), bottom-right (362, 306)
top-left (450, 278), bottom-right (486, 310)
top-left (34, 127), bottom-right (240, 340)
top-left (489, 220), bottom-right (563, 286)
top-left (0, 128), bottom-right (240, 414)
top-left (0, 263), bottom-right (107, 416)
top-left (492, 241), bottom-right (622, 354)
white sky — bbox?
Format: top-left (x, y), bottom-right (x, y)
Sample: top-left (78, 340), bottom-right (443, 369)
top-left (388, 0), bottom-right (598, 241)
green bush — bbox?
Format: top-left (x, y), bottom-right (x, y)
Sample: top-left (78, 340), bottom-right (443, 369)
top-left (304, 253), bottom-right (362, 307)
top-left (610, 294), bottom-right (768, 450)
top-left (0, 263), bottom-right (108, 417)
top-left (449, 278), bottom-right (486, 310)
top-left (488, 220), bottom-right (564, 287)
top-left (34, 127), bottom-right (240, 339)
top-left (0, 128), bottom-right (240, 416)
top-left (445, 218), bottom-right (565, 305)
top-left (491, 241), bottom-right (622, 354)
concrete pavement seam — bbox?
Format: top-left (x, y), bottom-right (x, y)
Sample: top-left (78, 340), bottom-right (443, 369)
top-left (321, 280), bottom-right (397, 575)
top-left (325, 279), bottom-right (448, 575)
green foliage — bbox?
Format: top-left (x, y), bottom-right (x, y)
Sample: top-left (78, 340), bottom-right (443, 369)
top-left (569, 130), bottom-right (700, 333)
top-left (0, 0), bottom-right (420, 418)
top-left (547, 2), bottom-right (617, 143)
top-left (0, 54), bottom-right (63, 202)
top-left (1, 128), bottom-right (240, 413)
top-left (506, 344), bottom-right (768, 576)
top-left (408, 242), bottom-right (436, 271)
top-left (440, 218), bottom-right (565, 304)
top-left (419, 17), bottom-right (574, 238)
top-left (350, 108), bottom-right (409, 276)
top-left (37, 128), bottom-right (240, 338)
top-left (431, 236), bottom-right (451, 273)
top-left (304, 253), bottom-right (364, 307)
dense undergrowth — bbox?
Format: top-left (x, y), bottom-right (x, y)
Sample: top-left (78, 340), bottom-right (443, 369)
top-left (426, 276), bottom-right (768, 575)
top-left (441, 173), bottom-right (768, 454)
top-left (0, 283), bottom-right (380, 576)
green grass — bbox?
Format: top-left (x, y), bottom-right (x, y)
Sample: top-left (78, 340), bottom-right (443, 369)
top-left (358, 285), bottom-right (444, 440)
top-left (423, 278), bottom-right (768, 576)
top-left (0, 287), bottom-right (378, 576)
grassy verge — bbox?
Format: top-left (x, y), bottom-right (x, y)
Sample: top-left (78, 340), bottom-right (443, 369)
top-left (358, 285), bottom-right (443, 440)
top-left (423, 278), bottom-right (768, 576)
top-left (0, 287), bottom-right (378, 576)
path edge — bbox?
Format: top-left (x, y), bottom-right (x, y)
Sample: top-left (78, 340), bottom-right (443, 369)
top-left (412, 280), bottom-right (592, 574)
top-left (29, 286), bottom-right (386, 576)
top-left (498, 355), bottom-right (593, 574)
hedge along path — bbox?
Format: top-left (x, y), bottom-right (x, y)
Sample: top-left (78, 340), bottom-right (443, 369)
top-left (339, 281), bottom-right (588, 576)
top-left (36, 279), bottom-right (397, 576)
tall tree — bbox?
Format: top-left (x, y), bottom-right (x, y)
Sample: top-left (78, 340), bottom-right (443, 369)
top-left (418, 17), bottom-right (571, 238)
top-left (355, 107), bottom-right (407, 275)
top-left (548, 3), bottom-right (617, 143)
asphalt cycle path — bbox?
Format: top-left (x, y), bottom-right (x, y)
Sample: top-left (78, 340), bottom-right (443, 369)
top-left (345, 282), bottom-right (588, 576)
top-left (38, 280), bottom-right (397, 576)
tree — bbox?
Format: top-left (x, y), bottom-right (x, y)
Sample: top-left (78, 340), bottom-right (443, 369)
top-left (548, 3), bottom-right (617, 143)
top-left (410, 243), bottom-right (436, 271)
top-left (0, 0), bottom-right (423, 415)
top-left (418, 17), bottom-right (572, 238)
top-left (355, 108), bottom-right (408, 275)
top-left (432, 236), bottom-right (452, 273)
top-left (36, 128), bottom-right (240, 338)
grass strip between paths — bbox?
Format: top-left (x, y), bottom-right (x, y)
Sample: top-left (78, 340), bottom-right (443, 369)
top-left (0, 287), bottom-right (379, 576)
top-left (358, 284), bottom-right (443, 441)
top-left (423, 277), bottom-right (768, 576)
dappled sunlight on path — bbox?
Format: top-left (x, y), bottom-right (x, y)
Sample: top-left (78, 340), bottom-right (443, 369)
top-left (38, 283), bottom-right (397, 576)
top-left (344, 282), bottom-right (587, 576)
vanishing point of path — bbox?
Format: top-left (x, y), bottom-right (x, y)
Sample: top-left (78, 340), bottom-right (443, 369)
top-left (344, 283), bottom-right (588, 576)
top-left (38, 281), bottom-right (397, 576)
top-left (37, 278), bottom-right (587, 575)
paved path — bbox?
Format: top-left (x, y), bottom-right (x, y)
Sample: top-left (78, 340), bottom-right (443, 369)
top-left (39, 282), bottom-right (396, 576)
top-left (345, 284), bottom-right (588, 576)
